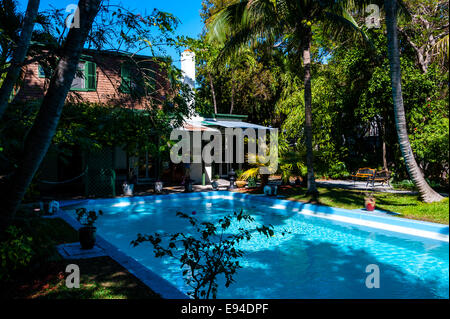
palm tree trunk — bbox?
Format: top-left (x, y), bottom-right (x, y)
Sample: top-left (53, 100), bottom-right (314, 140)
top-left (230, 69), bottom-right (235, 114)
top-left (382, 139), bottom-right (388, 170)
top-left (1, 0), bottom-right (102, 228)
top-left (379, 118), bottom-right (388, 170)
top-left (302, 29), bottom-right (318, 195)
top-left (384, 0), bottom-right (443, 203)
top-left (0, 0), bottom-right (40, 119)
top-left (207, 70), bottom-right (217, 114)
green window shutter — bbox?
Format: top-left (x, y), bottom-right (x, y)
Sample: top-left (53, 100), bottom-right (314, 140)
top-left (120, 63), bottom-right (132, 94)
top-left (85, 61), bottom-right (97, 90)
top-left (38, 64), bottom-right (46, 78)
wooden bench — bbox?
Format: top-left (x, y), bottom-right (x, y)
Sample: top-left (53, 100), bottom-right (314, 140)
top-left (370, 170), bottom-right (391, 187)
top-left (351, 168), bottom-right (391, 187)
top-left (351, 168), bottom-right (376, 186)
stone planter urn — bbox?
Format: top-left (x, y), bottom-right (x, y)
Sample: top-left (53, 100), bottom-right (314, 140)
top-left (228, 169), bottom-right (237, 190)
top-left (75, 208), bottom-right (102, 250)
top-left (236, 180), bottom-right (247, 188)
top-left (185, 179), bottom-right (194, 192)
top-left (79, 226), bottom-right (97, 250)
top-left (154, 181), bottom-right (163, 194)
top-left (365, 196), bottom-right (376, 211)
top-left (122, 182), bottom-right (134, 196)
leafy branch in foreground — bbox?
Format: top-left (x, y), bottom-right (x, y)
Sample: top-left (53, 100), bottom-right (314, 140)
top-left (131, 210), bottom-right (285, 299)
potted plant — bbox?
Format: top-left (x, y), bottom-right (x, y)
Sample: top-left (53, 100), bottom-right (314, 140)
top-left (211, 175), bottom-right (220, 191)
top-left (364, 194), bottom-right (376, 211)
top-left (236, 180), bottom-right (247, 188)
top-left (76, 208), bottom-right (103, 249)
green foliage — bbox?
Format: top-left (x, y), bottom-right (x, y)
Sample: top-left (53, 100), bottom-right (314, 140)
top-left (53, 102), bottom-right (183, 155)
top-left (200, 0), bottom-right (448, 190)
top-left (278, 149), bottom-right (308, 183)
top-left (235, 169), bottom-right (244, 181)
top-left (240, 167), bottom-right (259, 182)
top-left (178, 34), bottom-right (284, 125)
top-left (280, 164), bottom-right (293, 184)
top-left (275, 22), bottom-right (448, 186)
top-left (327, 161), bottom-right (350, 180)
top-left (0, 225), bottom-right (33, 282)
top-left (131, 210), bottom-right (282, 299)
top-left (0, 100), bottom-right (187, 186)
top-left (1, 216), bottom-right (78, 283)
top-left (0, 0), bottom-right (24, 66)
top-left (392, 179), bottom-right (416, 191)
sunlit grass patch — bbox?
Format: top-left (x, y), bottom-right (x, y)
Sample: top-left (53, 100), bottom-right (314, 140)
top-left (283, 187), bottom-right (449, 224)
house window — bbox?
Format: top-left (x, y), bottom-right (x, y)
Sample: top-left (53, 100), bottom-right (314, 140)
top-left (38, 63), bottom-right (55, 78)
top-left (70, 61), bottom-right (97, 91)
top-left (119, 63), bottom-right (134, 94)
top-left (119, 62), bottom-right (156, 96)
top-left (38, 64), bottom-right (46, 78)
top-left (38, 60), bottom-right (96, 91)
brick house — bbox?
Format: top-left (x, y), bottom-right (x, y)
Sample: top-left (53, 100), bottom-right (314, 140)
top-left (12, 49), bottom-right (174, 197)
top-left (15, 49), bottom-right (170, 109)
top-left (12, 49), bottom-right (272, 197)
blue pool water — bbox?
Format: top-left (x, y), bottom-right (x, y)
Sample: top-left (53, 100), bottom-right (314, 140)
top-left (63, 194), bottom-right (449, 299)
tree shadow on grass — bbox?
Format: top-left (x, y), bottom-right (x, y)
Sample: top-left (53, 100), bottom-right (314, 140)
top-left (6, 256), bottom-right (161, 299)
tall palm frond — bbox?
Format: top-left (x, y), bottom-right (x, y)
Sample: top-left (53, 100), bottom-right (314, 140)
top-left (206, 0), bottom-right (372, 194)
top-left (433, 34), bottom-right (449, 67)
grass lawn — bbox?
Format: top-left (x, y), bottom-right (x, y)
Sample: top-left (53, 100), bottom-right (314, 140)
top-left (242, 186), bottom-right (449, 224)
top-left (1, 217), bottom-right (160, 299)
top-left (7, 256), bottom-right (160, 299)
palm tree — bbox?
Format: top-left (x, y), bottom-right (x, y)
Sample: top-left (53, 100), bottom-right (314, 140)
top-left (432, 34), bottom-right (449, 70)
top-left (207, 0), bottom-right (367, 194)
top-left (384, 0), bottom-right (443, 203)
top-left (0, 0), bottom-right (40, 119)
top-left (2, 0), bottom-right (102, 228)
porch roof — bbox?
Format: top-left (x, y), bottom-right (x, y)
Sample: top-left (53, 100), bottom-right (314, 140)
top-left (201, 120), bottom-right (272, 130)
top-left (177, 119), bottom-right (220, 132)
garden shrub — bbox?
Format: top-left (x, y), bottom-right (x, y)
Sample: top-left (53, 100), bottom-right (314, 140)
top-left (0, 226), bottom-right (34, 282)
top-left (0, 214), bottom-right (78, 286)
top-left (327, 161), bottom-right (350, 180)
top-left (132, 210), bottom-right (284, 299)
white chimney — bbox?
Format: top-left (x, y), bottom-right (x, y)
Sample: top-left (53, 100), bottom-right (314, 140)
top-left (181, 49), bottom-right (195, 89)
top-left (181, 49), bottom-right (196, 110)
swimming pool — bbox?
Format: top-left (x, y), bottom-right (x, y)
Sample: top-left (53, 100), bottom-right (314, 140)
top-left (62, 191), bottom-right (449, 299)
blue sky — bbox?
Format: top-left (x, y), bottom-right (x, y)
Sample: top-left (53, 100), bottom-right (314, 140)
top-left (17, 0), bottom-right (204, 68)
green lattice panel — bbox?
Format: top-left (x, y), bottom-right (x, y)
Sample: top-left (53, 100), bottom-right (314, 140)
top-left (85, 148), bottom-right (116, 197)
